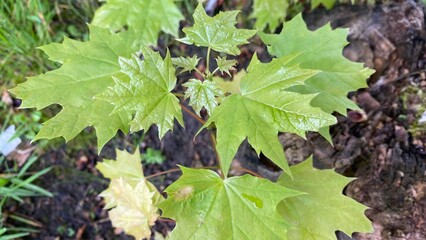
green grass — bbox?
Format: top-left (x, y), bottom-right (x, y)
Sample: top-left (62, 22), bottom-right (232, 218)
top-left (0, 1), bottom-right (98, 238)
top-left (0, 154), bottom-right (52, 238)
top-left (0, 0), bottom-right (55, 88)
top-left (0, 0), bottom-right (98, 90)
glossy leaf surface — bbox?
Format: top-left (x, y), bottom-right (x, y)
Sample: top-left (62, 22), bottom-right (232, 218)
top-left (202, 54), bottom-right (336, 177)
top-left (159, 167), bottom-right (303, 240)
top-left (172, 55), bottom-right (200, 74)
top-left (183, 79), bottom-right (223, 116)
top-left (179, 4), bottom-right (256, 55)
top-left (10, 26), bottom-right (137, 150)
top-left (100, 48), bottom-right (183, 138)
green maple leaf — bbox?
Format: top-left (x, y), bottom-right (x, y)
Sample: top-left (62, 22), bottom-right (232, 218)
top-left (172, 55), bottom-right (200, 74)
top-left (97, 148), bottom-right (144, 185)
top-left (215, 56), bottom-right (238, 76)
top-left (202, 54), bottom-right (336, 177)
top-left (260, 14), bottom-right (374, 115)
top-left (311, 0), bottom-right (336, 9)
top-left (159, 167), bottom-right (303, 240)
top-left (99, 48), bottom-right (183, 138)
top-left (213, 70), bottom-right (245, 95)
top-left (9, 26), bottom-right (138, 150)
top-left (182, 79), bottom-right (223, 116)
top-left (277, 158), bottom-right (373, 239)
top-left (251, 0), bottom-right (288, 32)
top-left (91, 0), bottom-right (183, 45)
top-left (178, 4), bottom-right (257, 55)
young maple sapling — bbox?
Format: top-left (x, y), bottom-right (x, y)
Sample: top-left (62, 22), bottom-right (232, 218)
top-left (10, 1), bottom-right (374, 239)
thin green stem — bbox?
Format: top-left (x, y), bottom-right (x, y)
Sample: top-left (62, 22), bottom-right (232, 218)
top-left (206, 47), bottom-right (211, 75)
top-left (209, 132), bottom-right (225, 179)
top-left (211, 67), bottom-right (220, 76)
top-left (194, 68), bottom-right (204, 77)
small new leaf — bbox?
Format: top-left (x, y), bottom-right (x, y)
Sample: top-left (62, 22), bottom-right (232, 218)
top-left (251, 0), bottom-right (288, 32)
top-left (201, 54), bottom-right (336, 177)
top-left (277, 158), bottom-right (373, 239)
top-left (159, 167), bottom-right (303, 240)
top-left (182, 79), bottom-right (223, 116)
top-left (97, 149), bottom-right (163, 240)
top-left (178, 4), bottom-right (257, 55)
top-left (215, 56), bottom-right (238, 76)
top-left (171, 55), bottom-right (200, 74)
top-left (99, 48), bottom-right (183, 138)
top-left (92, 0), bottom-right (183, 45)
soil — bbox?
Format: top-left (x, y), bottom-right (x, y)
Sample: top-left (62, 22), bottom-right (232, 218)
top-left (3, 0), bottom-right (426, 239)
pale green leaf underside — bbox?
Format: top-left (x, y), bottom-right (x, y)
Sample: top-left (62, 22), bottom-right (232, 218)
top-left (260, 14), bottom-right (374, 115)
top-left (182, 79), bottom-right (223, 116)
top-left (277, 158), bottom-right (373, 239)
top-left (159, 167), bottom-right (303, 240)
top-left (179, 4), bottom-right (257, 55)
top-left (203, 54), bottom-right (336, 177)
top-left (92, 0), bottom-right (183, 45)
top-left (99, 48), bottom-right (183, 138)
top-left (97, 148), bottom-right (144, 183)
top-left (97, 149), bottom-right (163, 239)
top-left (10, 25), bottom-right (137, 150)
top-left (251, 0), bottom-right (288, 32)
top-left (172, 55), bottom-right (200, 74)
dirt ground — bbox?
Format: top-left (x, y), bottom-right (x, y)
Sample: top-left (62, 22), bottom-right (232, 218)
top-left (5, 0), bottom-right (426, 239)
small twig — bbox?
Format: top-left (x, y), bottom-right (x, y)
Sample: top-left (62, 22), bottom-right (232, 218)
top-left (394, 69), bottom-right (426, 83)
top-left (146, 168), bottom-right (183, 180)
top-left (146, 166), bottom-right (219, 180)
top-left (235, 167), bottom-right (263, 178)
top-left (173, 92), bottom-right (185, 98)
top-left (180, 103), bottom-right (206, 125)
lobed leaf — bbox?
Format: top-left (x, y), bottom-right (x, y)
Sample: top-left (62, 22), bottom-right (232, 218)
top-left (260, 14), bottom-right (375, 115)
top-left (9, 26), bottom-right (138, 150)
top-left (99, 48), bottom-right (183, 139)
top-left (182, 79), bottom-right (223, 116)
top-left (202, 54), bottom-right (336, 177)
top-left (172, 55), bottom-right (200, 74)
top-left (215, 56), bottom-right (238, 76)
top-left (159, 167), bottom-right (303, 240)
top-left (92, 0), bottom-right (183, 46)
top-left (97, 149), bottom-right (163, 240)
top-left (178, 4), bottom-right (257, 55)
top-left (251, 0), bottom-right (289, 32)
top-left (277, 158), bottom-right (373, 239)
